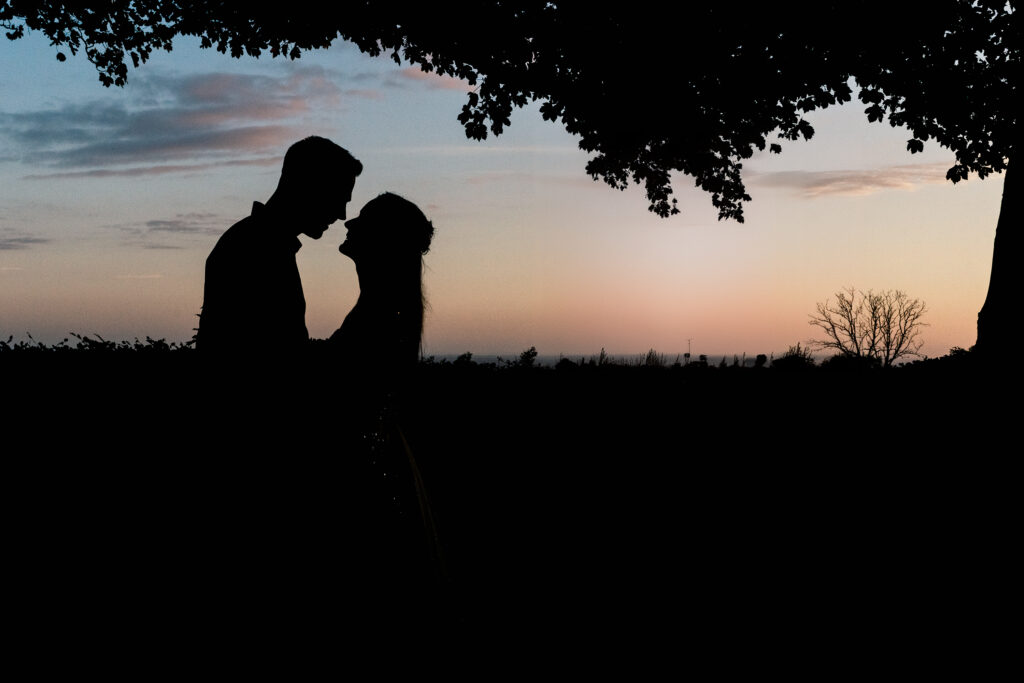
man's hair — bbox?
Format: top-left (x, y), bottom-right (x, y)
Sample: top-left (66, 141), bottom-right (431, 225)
top-left (281, 136), bottom-right (362, 183)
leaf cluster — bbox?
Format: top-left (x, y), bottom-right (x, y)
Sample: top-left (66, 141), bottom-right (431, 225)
top-left (4, 2), bottom-right (1016, 218)
top-left (0, 332), bottom-right (193, 353)
top-left (855, 1), bottom-right (1018, 184)
top-left (2, 0), bottom-right (178, 85)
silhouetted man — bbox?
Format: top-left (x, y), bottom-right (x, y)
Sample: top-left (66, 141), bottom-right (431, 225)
top-left (197, 137), bottom-right (362, 353)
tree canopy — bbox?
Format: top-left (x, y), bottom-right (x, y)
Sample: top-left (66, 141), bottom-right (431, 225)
top-left (4, 2), bottom-right (1016, 221)
top-left (3, 1), bottom-right (1019, 355)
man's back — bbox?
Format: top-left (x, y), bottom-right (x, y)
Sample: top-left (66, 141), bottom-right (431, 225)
top-left (197, 202), bottom-right (308, 353)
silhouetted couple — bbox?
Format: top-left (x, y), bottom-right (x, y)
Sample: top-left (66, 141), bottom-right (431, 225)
top-left (194, 136), bottom-right (443, 617)
top-left (197, 135), bottom-right (433, 367)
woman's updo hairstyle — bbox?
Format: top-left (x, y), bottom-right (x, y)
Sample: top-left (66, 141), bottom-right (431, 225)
top-left (367, 192), bottom-right (434, 256)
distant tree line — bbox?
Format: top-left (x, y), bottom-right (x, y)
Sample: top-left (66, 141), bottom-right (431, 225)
top-left (3, 333), bottom-right (976, 371)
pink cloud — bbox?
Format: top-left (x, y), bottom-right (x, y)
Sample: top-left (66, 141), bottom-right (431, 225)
top-left (176, 100), bottom-right (311, 127)
top-left (753, 163), bottom-right (951, 198)
top-left (465, 170), bottom-right (593, 188)
top-left (344, 88), bottom-right (385, 100)
top-left (397, 66), bottom-right (473, 92)
top-left (24, 156), bottom-right (281, 180)
top-left (5, 69), bottom-right (343, 170)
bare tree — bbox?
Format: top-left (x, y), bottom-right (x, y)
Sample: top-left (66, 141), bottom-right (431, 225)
top-left (809, 288), bottom-right (928, 367)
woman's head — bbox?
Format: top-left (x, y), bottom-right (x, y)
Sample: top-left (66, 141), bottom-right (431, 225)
top-left (339, 192), bottom-right (433, 261)
top-left (336, 192), bottom-right (433, 364)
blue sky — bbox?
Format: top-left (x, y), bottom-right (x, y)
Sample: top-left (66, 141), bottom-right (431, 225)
top-left (0, 31), bottom-right (1004, 359)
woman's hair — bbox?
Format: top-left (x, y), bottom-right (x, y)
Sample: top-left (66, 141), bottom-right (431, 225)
top-left (365, 192), bottom-right (433, 256)
top-left (376, 193), bottom-right (432, 363)
top-left (345, 192), bottom-right (434, 367)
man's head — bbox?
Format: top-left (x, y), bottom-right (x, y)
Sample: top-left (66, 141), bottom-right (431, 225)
top-left (277, 136), bottom-right (362, 239)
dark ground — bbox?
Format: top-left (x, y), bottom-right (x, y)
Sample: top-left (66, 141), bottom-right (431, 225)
top-left (4, 353), bottom-right (1014, 667)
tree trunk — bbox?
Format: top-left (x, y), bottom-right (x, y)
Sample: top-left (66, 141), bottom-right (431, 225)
top-left (975, 158), bottom-right (1017, 359)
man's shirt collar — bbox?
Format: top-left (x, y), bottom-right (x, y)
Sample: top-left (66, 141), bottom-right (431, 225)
top-left (251, 201), bottom-right (302, 253)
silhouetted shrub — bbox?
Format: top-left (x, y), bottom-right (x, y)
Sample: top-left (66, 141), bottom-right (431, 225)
top-left (499, 346), bottom-right (539, 368)
top-left (1, 333), bottom-right (192, 353)
top-left (555, 357), bottom-right (579, 371)
top-left (772, 343), bottom-right (816, 371)
top-left (644, 349), bottom-right (666, 367)
top-left (820, 353), bottom-right (881, 371)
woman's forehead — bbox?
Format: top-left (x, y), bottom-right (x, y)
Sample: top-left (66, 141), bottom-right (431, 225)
top-left (359, 198), bottom-right (388, 217)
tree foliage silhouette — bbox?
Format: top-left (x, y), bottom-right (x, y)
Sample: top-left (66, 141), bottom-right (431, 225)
top-left (2, 1), bottom-right (1017, 353)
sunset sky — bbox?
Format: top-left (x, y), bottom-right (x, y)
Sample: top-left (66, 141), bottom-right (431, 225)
top-left (0, 32), bottom-right (1004, 360)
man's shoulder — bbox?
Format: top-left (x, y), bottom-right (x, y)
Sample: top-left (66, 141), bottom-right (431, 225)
top-left (208, 205), bottom-right (273, 260)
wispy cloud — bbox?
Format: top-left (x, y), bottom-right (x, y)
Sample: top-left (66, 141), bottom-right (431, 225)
top-left (465, 169), bottom-right (595, 189)
top-left (393, 67), bottom-right (474, 92)
top-left (114, 212), bottom-right (226, 249)
top-left (144, 212), bottom-right (224, 236)
top-left (1, 67), bottom-right (343, 174)
top-left (0, 235), bottom-right (50, 250)
top-left (752, 163), bottom-right (950, 198)
top-left (24, 157), bottom-right (280, 180)
top-left (342, 88), bottom-right (385, 100)
top-left (385, 144), bottom-right (578, 156)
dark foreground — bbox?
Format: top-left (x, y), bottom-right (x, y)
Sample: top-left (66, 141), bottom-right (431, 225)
top-left (5, 352), bottom-right (1014, 668)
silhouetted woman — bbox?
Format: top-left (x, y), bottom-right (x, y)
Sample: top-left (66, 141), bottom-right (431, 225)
top-left (330, 192), bottom-right (442, 604)
top-left (331, 192), bottom-right (433, 371)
